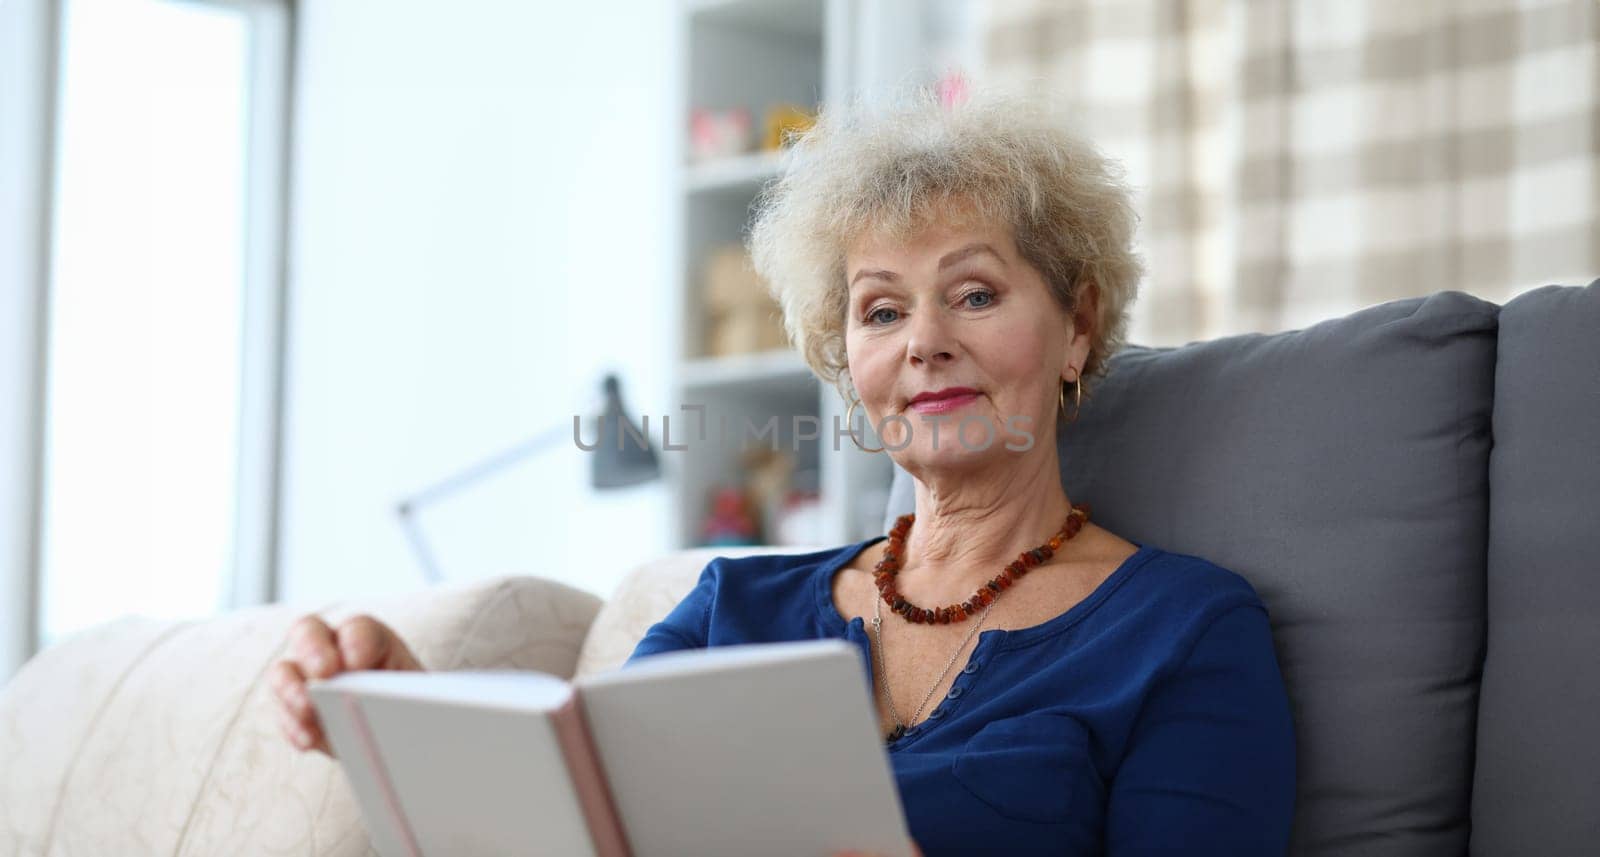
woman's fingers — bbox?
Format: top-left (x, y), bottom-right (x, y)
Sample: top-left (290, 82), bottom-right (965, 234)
top-left (269, 658), bottom-right (336, 757)
top-left (334, 614), bottom-right (411, 671)
top-left (274, 615), bottom-right (342, 757)
top-left (287, 614), bottom-right (342, 679)
top-left (274, 697), bottom-right (335, 758)
top-left (267, 659), bottom-right (309, 717)
top-left (268, 657), bottom-right (327, 752)
top-left (275, 699), bottom-right (315, 749)
top-left (270, 612), bottom-right (420, 758)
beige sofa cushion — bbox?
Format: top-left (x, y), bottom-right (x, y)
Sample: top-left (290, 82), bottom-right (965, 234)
top-left (573, 545), bottom-right (826, 679)
top-left (0, 574), bottom-right (602, 857)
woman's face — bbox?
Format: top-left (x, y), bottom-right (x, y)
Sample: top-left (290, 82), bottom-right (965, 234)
top-left (843, 215), bottom-right (1091, 472)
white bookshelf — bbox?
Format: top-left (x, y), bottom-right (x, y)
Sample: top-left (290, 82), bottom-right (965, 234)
top-left (684, 149), bottom-right (784, 194)
top-left (668, 0), bottom-right (910, 550)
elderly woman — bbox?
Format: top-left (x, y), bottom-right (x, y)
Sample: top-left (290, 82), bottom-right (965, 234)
top-left (270, 86), bottom-right (1296, 856)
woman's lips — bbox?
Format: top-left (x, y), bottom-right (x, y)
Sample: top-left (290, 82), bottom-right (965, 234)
top-left (907, 392), bottom-right (981, 414)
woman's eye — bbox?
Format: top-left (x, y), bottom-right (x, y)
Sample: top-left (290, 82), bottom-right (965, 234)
top-left (867, 307), bottom-right (899, 325)
top-left (962, 289), bottom-right (995, 309)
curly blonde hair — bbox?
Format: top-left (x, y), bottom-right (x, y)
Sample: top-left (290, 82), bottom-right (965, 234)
top-left (747, 83), bottom-right (1143, 404)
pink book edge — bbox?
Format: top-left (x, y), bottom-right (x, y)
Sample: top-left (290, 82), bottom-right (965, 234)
top-left (549, 691), bottom-right (634, 857)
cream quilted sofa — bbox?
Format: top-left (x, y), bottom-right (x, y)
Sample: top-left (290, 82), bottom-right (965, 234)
top-left (0, 545), bottom-right (799, 856)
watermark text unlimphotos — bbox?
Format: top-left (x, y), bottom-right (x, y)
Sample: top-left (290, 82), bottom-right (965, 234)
top-left (575, 404), bottom-right (1038, 454)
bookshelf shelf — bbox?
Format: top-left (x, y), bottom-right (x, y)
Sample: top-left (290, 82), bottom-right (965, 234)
top-left (670, 0), bottom-right (936, 549)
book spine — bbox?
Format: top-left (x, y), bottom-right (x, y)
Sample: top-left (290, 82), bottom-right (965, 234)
top-left (342, 693), bottom-right (425, 857)
top-left (550, 693), bottom-right (633, 857)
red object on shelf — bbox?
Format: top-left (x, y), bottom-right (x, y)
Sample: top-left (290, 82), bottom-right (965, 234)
top-left (701, 485), bottom-right (758, 546)
top-left (689, 107), bottom-right (752, 162)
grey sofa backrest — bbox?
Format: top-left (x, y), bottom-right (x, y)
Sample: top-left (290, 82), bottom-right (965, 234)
top-left (1470, 282), bottom-right (1600, 856)
top-left (885, 287), bottom-right (1557, 856)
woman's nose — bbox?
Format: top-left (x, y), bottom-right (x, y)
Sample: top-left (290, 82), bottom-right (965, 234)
top-left (906, 308), bottom-right (956, 366)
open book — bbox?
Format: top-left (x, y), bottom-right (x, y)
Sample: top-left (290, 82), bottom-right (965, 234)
top-left (308, 638), bottom-right (912, 857)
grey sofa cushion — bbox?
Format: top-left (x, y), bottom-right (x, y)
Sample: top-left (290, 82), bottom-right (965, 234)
top-left (885, 291), bottom-right (1500, 857)
top-left (1471, 280), bottom-right (1600, 857)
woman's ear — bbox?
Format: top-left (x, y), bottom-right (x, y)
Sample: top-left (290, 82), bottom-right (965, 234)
top-left (1073, 278), bottom-right (1100, 333)
top-left (1064, 277), bottom-right (1099, 378)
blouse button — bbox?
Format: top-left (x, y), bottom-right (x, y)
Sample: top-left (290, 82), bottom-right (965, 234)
top-left (929, 706), bottom-right (945, 719)
top-left (946, 686), bottom-right (964, 699)
top-left (961, 661), bottom-right (980, 675)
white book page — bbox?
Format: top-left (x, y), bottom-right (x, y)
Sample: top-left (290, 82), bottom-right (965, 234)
top-left (577, 639), bottom-right (912, 857)
top-left (359, 694), bottom-right (598, 857)
top-left (311, 674), bottom-right (599, 857)
top-left (315, 669), bottom-right (572, 711)
top-left (310, 685), bottom-right (421, 857)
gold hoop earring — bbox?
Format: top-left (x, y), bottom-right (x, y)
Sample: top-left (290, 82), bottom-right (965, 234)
top-left (1060, 373), bottom-right (1082, 425)
top-left (845, 396), bottom-right (886, 453)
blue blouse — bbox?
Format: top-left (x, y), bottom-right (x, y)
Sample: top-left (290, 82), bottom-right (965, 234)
top-left (623, 537), bottom-right (1297, 856)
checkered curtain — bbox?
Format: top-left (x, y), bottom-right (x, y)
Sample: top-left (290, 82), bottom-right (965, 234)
top-left (980, 0), bottom-right (1600, 345)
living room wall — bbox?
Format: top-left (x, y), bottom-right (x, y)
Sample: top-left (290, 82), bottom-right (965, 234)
top-left (277, 0), bottom-right (678, 607)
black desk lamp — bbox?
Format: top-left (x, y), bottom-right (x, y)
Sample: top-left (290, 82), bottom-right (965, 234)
top-left (395, 374), bottom-right (661, 584)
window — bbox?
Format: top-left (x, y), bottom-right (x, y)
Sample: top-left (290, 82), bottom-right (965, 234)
top-left (37, 0), bottom-right (288, 648)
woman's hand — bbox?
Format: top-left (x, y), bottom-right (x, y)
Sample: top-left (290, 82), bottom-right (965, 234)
top-left (267, 613), bottom-right (425, 757)
top-left (833, 840), bottom-right (924, 857)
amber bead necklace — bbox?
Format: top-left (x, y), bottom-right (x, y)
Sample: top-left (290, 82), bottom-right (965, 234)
top-left (872, 502), bottom-right (1091, 625)
top-left (869, 502), bottom-right (1091, 743)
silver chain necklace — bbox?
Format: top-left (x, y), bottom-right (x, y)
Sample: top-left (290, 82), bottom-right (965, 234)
top-left (871, 592), bottom-right (994, 743)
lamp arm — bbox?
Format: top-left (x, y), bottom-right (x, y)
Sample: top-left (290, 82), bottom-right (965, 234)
top-left (398, 420), bottom-right (574, 513)
top-left (394, 418), bottom-right (576, 585)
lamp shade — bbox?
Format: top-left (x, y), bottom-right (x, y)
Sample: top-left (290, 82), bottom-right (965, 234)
top-left (591, 373), bottom-right (661, 489)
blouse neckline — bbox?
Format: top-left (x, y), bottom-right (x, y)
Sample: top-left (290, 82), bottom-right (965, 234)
top-left (811, 533), bottom-right (1159, 651)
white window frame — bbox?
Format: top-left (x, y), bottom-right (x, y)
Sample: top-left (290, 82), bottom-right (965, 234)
top-left (0, 0), bottom-right (293, 677)
top-left (1, 0), bottom-right (63, 682)
top-left (221, 0), bottom-right (295, 610)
